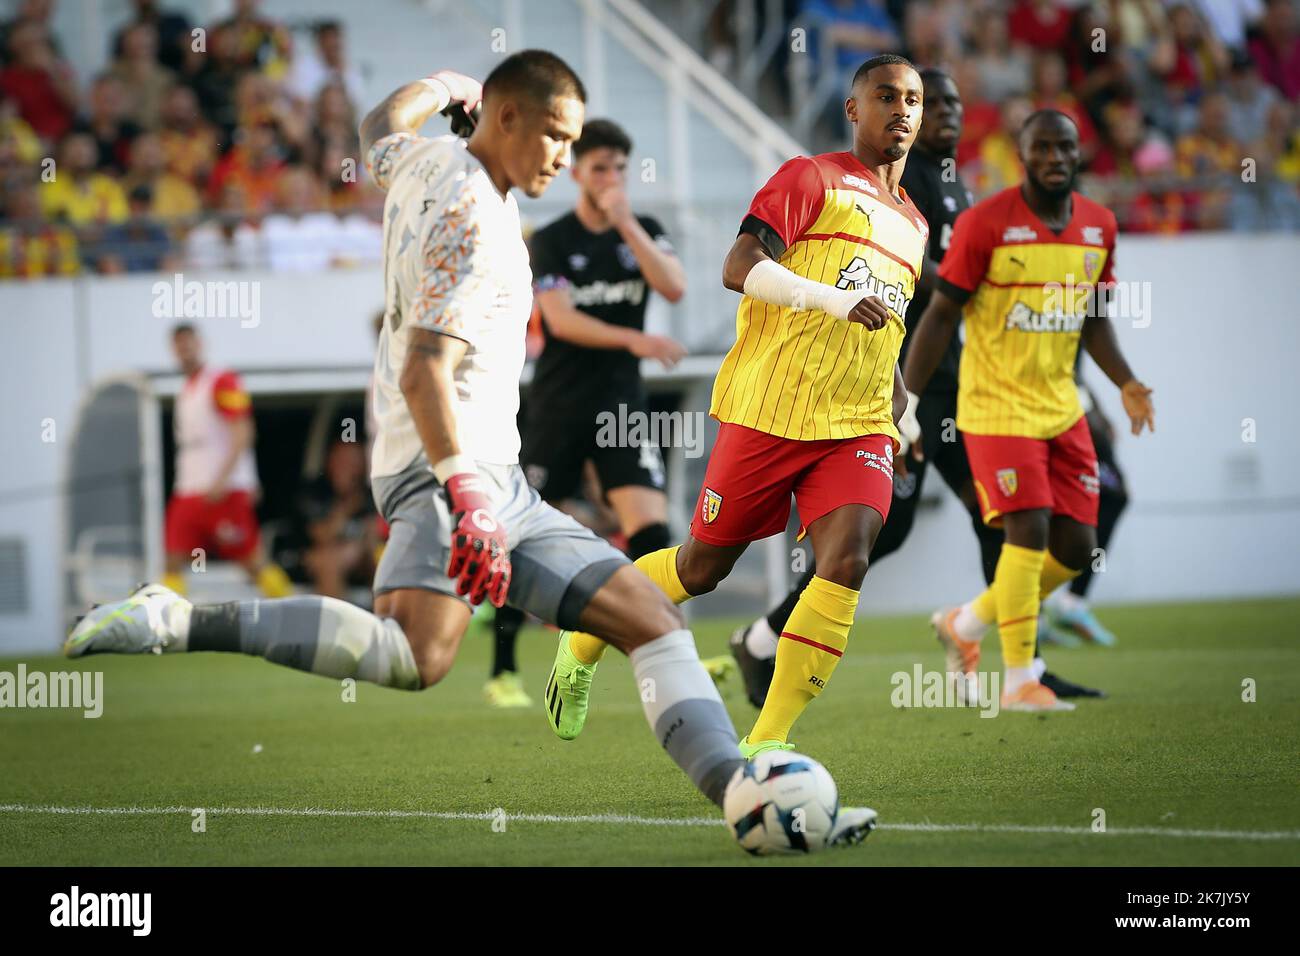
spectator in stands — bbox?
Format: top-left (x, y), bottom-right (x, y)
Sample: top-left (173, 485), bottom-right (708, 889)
top-left (294, 437), bottom-right (378, 601)
top-left (1175, 90), bottom-right (1242, 228)
top-left (969, 11), bottom-right (1030, 103)
top-left (0, 177), bottom-right (80, 277)
top-left (95, 183), bottom-right (179, 273)
top-left (1090, 98), bottom-right (1166, 180)
top-left (108, 22), bottom-right (175, 131)
top-left (802, 0), bottom-right (901, 78)
top-left (0, 95), bottom-right (42, 185)
top-left (0, 19), bottom-right (76, 143)
top-left (78, 74), bottom-right (139, 174)
top-left (901, 1), bottom-right (961, 68)
top-left (973, 92), bottom-right (1033, 194)
top-left (1007, 0), bottom-right (1071, 52)
top-left (113, 0), bottom-right (191, 74)
top-left (288, 20), bottom-right (364, 108)
top-left (1235, 98), bottom-right (1300, 229)
top-left (206, 121), bottom-right (286, 215)
top-left (1163, 2), bottom-right (1230, 116)
top-left (187, 22), bottom-right (243, 135)
top-left (184, 180), bottom-right (263, 271)
top-left (157, 84), bottom-right (217, 188)
top-left (311, 82), bottom-right (359, 157)
top-left (215, 0), bottom-right (292, 79)
top-left (1195, 0), bottom-right (1264, 54)
top-left (40, 131), bottom-right (127, 226)
top-left (0, 0), bottom-right (60, 67)
top-left (122, 131), bottom-right (200, 223)
top-left (1249, 0), bottom-right (1300, 101)
top-left (233, 70), bottom-right (309, 157)
top-left (1029, 50), bottom-right (1098, 159)
top-left (1227, 48), bottom-right (1281, 145)
top-left (261, 165), bottom-right (342, 272)
top-left (1127, 138), bottom-right (1195, 232)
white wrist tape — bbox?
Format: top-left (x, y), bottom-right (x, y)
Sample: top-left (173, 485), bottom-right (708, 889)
top-left (419, 76), bottom-right (452, 111)
top-left (898, 390), bottom-right (921, 453)
top-left (431, 454), bottom-right (477, 484)
top-left (742, 258), bottom-right (863, 321)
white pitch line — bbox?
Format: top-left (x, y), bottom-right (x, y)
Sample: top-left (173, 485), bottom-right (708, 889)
top-left (1, 804), bottom-right (1297, 841)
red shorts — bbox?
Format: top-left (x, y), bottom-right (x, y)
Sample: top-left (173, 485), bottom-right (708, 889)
top-left (964, 416), bottom-right (1100, 528)
top-left (165, 490), bottom-right (261, 561)
top-left (689, 422), bottom-right (895, 546)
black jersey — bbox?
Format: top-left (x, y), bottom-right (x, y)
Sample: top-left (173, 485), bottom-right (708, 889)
top-left (899, 145), bottom-right (972, 392)
top-left (529, 211), bottom-right (673, 408)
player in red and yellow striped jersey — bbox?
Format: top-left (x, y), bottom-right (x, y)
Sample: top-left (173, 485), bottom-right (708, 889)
top-left (547, 56), bottom-right (928, 763)
top-left (903, 109), bottom-right (1154, 712)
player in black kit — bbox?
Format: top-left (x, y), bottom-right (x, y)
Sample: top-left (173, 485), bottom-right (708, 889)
top-left (721, 69), bottom-right (1105, 707)
top-left (484, 119), bottom-right (687, 707)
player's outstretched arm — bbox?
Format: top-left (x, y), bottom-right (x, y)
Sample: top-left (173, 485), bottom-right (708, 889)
top-left (359, 71), bottom-right (481, 158)
top-left (902, 287), bottom-right (963, 396)
top-left (722, 232), bottom-right (894, 330)
top-left (1081, 311), bottom-right (1154, 435)
top-left (536, 287), bottom-right (685, 368)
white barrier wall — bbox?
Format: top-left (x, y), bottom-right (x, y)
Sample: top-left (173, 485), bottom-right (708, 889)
top-left (1, 234), bottom-right (1298, 654)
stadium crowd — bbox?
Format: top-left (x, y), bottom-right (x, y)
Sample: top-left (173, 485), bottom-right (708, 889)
top-left (711, 0), bottom-right (1300, 230)
top-left (2, 0), bottom-right (1299, 280)
top-left (0, 0), bottom-right (382, 278)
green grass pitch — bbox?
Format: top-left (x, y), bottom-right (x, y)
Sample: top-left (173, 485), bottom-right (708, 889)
top-left (1, 597), bottom-right (1297, 866)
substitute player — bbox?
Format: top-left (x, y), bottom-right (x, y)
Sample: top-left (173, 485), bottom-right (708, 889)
top-left (66, 54), bottom-right (877, 837)
top-left (547, 54), bottom-right (928, 759)
top-left (487, 118), bottom-right (686, 707)
top-left (163, 323), bottom-right (293, 598)
top-left (903, 109), bottom-right (1154, 712)
top-left (725, 69), bottom-right (1102, 705)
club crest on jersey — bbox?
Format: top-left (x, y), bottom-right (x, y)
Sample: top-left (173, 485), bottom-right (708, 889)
top-left (568, 253), bottom-right (589, 271)
top-left (996, 468), bottom-right (1018, 497)
top-left (1083, 251), bottom-right (1101, 281)
top-left (616, 243), bottom-right (638, 271)
top-left (835, 256), bottom-right (911, 314)
top-left (702, 488), bottom-right (723, 525)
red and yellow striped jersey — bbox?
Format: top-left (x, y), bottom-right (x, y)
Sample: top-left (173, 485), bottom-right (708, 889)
top-left (939, 186), bottom-right (1117, 439)
top-left (711, 152), bottom-right (928, 442)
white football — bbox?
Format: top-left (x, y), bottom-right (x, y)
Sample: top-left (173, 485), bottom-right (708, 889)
top-left (723, 751), bottom-right (839, 855)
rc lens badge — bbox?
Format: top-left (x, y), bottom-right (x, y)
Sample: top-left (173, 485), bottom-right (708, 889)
top-left (996, 468), bottom-right (1018, 497)
top-left (702, 488), bottom-right (723, 524)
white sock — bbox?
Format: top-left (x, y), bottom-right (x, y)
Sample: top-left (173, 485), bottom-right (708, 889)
top-left (745, 617), bottom-right (779, 660)
top-left (1005, 666), bottom-right (1037, 693)
top-left (952, 602), bottom-right (990, 642)
top-left (163, 597), bottom-right (193, 651)
top-left (1053, 590), bottom-right (1085, 612)
top-left (1031, 656), bottom-right (1047, 680)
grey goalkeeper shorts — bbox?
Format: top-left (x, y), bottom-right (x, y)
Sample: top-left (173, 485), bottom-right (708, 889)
top-left (371, 457), bottom-right (629, 631)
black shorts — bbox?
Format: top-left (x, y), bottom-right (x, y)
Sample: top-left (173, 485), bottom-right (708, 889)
top-left (520, 395), bottom-right (666, 503)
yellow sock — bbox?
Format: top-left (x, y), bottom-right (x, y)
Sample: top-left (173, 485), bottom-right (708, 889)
top-left (1039, 551), bottom-right (1080, 599)
top-left (992, 543), bottom-right (1047, 669)
top-left (161, 570), bottom-right (187, 596)
top-left (970, 586), bottom-right (996, 624)
top-left (747, 575), bottom-right (858, 746)
top-left (569, 546), bottom-right (689, 665)
top-left (256, 563), bottom-right (294, 598)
